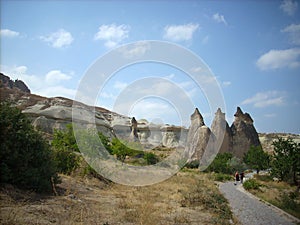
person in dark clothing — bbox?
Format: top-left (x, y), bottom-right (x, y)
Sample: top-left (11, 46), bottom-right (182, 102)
top-left (240, 172), bottom-right (244, 183)
top-left (234, 171), bottom-right (240, 185)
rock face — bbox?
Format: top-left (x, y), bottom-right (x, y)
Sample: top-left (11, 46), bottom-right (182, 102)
top-left (231, 107), bottom-right (261, 158)
top-left (0, 73), bottom-right (30, 93)
top-left (185, 107), bottom-right (261, 163)
top-left (185, 108), bottom-right (212, 162)
top-left (129, 117), bottom-right (139, 142)
top-left (0, 74), bottom-right (261, 154)
top-left (259, 133), bottom-right (300, 154)
top-left (211, 108), bottom-right (233, 154)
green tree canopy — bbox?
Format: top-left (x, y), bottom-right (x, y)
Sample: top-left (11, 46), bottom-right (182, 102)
top-left (243, 145), bottom-right (270, 174)
top-left (0, 102), bottom-right (58, 192)
top-left (271, 137), bottom-right (300, 185)
top-left (205, 152), bottom-right (233, 174)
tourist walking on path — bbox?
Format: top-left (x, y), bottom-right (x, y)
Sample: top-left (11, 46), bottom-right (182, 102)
top-left (234, 171), bottom-right (240, 185)
top-left (240, 172), bottom-right (244, 183)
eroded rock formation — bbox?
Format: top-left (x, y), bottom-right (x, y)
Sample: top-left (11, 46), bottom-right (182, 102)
top-left (185, 108), bottom-right (212, 162)
top-left (231, 107), bottom-right (261, 158)
top-left (1, 74), bottom-right (261, 154)
top-left (0, 73), bottom-right (30, 93)
top-left (185, 107), bottom-right (261, 163)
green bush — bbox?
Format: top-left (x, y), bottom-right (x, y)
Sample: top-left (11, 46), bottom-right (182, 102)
top-left (185, 160), bottom-right (200, 169)
top-left (243, 179), bottom-right (261, 190)
top-left (144, 152), bottom-right (159, 165)
top-left (213, 173), bottom-right (233, 182)
top-left (52, 126), bottom-right (81, 174)
top-left (0, 102), bottom-right (58, 192)
top-left (205, 152), bottom-right (233, 174)
top-left (52, 147), bottom-right (80, 174)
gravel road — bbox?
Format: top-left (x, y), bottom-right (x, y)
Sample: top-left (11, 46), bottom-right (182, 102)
top-left (219, 182), bottom-right (299, 225)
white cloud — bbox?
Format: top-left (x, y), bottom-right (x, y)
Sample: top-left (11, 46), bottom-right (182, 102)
top-left (0, 29), bottom-right (20, 38)
top-left (1, 65), bottom-right (75, 99)
top-left (40, 29), bottom-right (73, 48)
top-left (38, 86), bottom-right (76, 99)
top-left (280, 0), bottom-right (298, 16)
top-left (129, 100), bottom-right (179, 125)
top-left (164, 74), bottom-right (175, 80)
top-left (113, 81), bottom-right (128, 90)
top-left (222, 81), bottom-right (231, 87)
top-left (281, 24), bottom-right (300, 45)
top-left (100, 91), bottom-right (116, 100)
top-left (264, 113), bottom-right (277, 118)
top-left (212, 13), bottom-right (228, 26)
top-left (242, 91), bottom-right (286, 108)
top-left (163, 23), bottom-right (199, 42)
top-left (118, 41), bottom-right (150, 58)
top-left (45, 70), bottom-right (72, 85)
top-left (94, 24), bottom-right (130, 48)
top-left (256, 48), bottom-right (300, 70)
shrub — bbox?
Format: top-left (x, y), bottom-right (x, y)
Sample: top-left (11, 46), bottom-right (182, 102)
top-left (243, 179), bottom-right (261, 190)
top-left (205, 152), bottom-right (233, 174)
top-left (185, 160), bottom-right (199, 169)
top-left (52, 126), bottom-right (81, 174)
top-left (181, 180), bottom-right (232, 220)
top-left (0, 102), bottom-right (58, 192)
top-left (254, 174), bottom-right (273, 182)
top-left (213, 173), bottom-right (233, 182)
top-left (52, 147), bottom-right (80, 174)
top-left (143, 152), bottom-right (159, 165)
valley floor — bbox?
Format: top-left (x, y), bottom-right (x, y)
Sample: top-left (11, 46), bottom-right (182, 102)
top-left (0, 171), bottom-right (237, 225)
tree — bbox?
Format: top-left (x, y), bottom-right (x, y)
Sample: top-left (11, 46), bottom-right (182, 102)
top-left (271, 137), bottom-right (300, 185)
top-left (206, 152), bottom-right (233, 174)
top-left (52, 125), bottom-right (80, 174)
top-left (0, 102), bottom-right (58, 192)
top-left (111, 138), bottom-right (130, 162)
top-left (243, 145), bottom-right (270, 174)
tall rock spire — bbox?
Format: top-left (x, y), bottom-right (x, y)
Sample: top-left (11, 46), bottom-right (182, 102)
top-left (211, 108), bottom-right (233, 154)
top-left (129, 117), bottom-right (139, 142)
top-left (185, 108), bottom-right (211, 162)
top-left (230, 107), bottom-right (261, 158)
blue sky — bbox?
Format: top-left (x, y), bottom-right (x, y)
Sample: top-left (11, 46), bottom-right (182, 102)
top-left (1, 0), bottom-right (300, 134)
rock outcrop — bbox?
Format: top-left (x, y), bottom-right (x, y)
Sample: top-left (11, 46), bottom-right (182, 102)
top-left (0, 73), bottom-right (30, 93)
top-left (129, 117), bottom-right (139, 142)
top-left (259, 133), bottom-right (300, 154)
top-left (211, 108), bottom-right (233, 154)
top-left (231, 107), bottom-right (261, 158)
top-left (0, 74), bottom-right (262, 155)
top-left (185, 107), bottom-right (261, 163)
top-left (185, 108), bottom-right (212, 162)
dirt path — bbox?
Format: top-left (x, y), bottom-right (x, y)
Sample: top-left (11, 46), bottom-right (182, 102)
top-left (219, 182), bottom-right (299, 225)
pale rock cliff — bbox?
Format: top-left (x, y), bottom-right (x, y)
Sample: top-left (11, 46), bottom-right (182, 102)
top-left (185, 108), bottom-right (212, 162)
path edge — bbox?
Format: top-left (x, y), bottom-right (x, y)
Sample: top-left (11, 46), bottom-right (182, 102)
top-left (235, 183), bottom-right (300, 224)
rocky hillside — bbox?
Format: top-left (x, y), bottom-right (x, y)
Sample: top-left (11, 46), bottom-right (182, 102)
top-left (259, 132), bottom-right (300, 154)
top-left (0, 73), bottom-right (30, 93)
top-left (0, 74), bottom-right (187, 148)
top-left (1, 73), bottom-right (298, 158)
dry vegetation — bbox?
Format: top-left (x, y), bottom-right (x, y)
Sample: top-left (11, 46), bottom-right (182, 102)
top-left (0, 170), bottom-right (239, 225)
top-left (247, 174), bottom-right (300, 219)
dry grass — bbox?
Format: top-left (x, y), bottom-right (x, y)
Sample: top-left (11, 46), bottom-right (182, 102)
top-left (0, 171), bottom-right (238, 225)
top-left (248, 174), bottom-right (300, 219)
